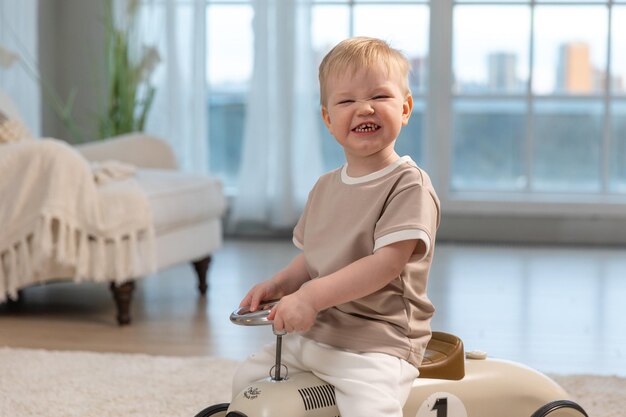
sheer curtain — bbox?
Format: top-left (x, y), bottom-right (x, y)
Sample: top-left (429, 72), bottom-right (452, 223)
top-left (140, 0), bottom-right (209, 174)
top-left (0, 0), bottom-right (40, 135)
top-left (230, 0), bottom-right (324, 232)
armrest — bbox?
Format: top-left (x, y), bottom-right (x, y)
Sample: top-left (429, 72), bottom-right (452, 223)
top-left (75, 132), bottom-right (178, 170)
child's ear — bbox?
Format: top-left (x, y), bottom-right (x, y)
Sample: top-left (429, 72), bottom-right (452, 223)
top-left (321, 106), bottom-right (332, 131)
top-left (402, 94), bottom-right (413, 126)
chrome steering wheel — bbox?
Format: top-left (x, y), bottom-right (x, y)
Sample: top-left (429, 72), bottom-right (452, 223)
top-left (230, 301), bottom-right (279, 327)
top-left (230, 300), bottom-right (287, 380)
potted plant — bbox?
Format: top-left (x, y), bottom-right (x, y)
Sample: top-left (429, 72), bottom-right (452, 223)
top-left (99, 0), bottom-right (160, 139)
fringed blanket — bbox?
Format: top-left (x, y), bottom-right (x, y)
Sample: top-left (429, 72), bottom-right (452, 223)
top-left (0, 138), bottom-right (155, 301)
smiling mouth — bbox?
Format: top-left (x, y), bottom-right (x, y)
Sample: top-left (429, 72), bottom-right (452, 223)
top-left (353, 123), bottom-right (380, 133)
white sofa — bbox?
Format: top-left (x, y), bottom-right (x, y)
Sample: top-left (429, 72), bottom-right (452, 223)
top-left (0, 90), bottom-right (226, 325)
top-left (76, 134), bottom-right (226, 324)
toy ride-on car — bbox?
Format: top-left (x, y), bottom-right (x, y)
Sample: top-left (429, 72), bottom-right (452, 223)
top-left (194, 302), bottom-right (588, 417)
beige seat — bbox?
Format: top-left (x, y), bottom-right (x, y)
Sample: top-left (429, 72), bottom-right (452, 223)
top-left (419, 331), bottom-right (466, 380)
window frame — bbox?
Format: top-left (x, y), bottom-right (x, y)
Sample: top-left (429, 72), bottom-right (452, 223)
top-left (432, 0), bottom-right (626, 218)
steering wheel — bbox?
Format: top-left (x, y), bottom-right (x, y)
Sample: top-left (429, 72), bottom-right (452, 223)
top-left (230, 301), bottom-right (279, 327)
top-left (230, 300), bottom-right (288, 380)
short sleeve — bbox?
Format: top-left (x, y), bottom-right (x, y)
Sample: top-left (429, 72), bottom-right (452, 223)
top-left (373, 184), bottom-right (440, 260)
top-left (293, 214), bottom-right (305, 250)
top-left (293, 183), bottom-right (316, 250)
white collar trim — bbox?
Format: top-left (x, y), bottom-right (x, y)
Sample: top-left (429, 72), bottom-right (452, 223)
top-left (341, 155), bottom-right (413, 185)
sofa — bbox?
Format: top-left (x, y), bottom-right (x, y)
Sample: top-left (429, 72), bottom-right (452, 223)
top-left (0, 89), bottom-right (226, 325)
top-left (77, 134), bottom-right (226, 324)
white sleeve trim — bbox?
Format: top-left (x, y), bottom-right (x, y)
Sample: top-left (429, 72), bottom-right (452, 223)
top-left (293, 236), bottom-right (304, 250)
top-left (373, 229), bottom-right (431, 260)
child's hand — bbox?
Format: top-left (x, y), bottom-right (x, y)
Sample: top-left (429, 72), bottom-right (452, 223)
top-left (239, 280), bottom-right (281, 312)
top-left (268, 290), bottom-right (318, 333)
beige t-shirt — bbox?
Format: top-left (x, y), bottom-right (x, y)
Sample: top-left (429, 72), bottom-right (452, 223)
top-left (293, 156), bottom-right (440, 368)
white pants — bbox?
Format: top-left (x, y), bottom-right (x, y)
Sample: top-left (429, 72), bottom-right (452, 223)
top-left (232, 334), bottom-right (418, 417)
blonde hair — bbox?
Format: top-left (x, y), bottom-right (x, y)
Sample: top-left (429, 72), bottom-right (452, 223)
top-left (318, 37), bottom-right (411, 105)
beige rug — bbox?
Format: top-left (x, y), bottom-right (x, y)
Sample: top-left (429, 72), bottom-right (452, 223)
top-left (0, 347), bottom-right (624, 417)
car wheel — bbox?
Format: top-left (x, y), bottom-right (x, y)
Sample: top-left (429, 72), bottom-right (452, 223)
top-left (530, 400), bottom-right (589, 417)
top-left (193, 403), bottom-right (229, 417)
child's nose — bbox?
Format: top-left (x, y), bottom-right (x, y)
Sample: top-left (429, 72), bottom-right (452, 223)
top-left (356, 100), bottom-right (375, 115)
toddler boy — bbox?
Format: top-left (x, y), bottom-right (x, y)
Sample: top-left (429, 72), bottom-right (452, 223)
top-left (233, 36), bottom-right (440, 417)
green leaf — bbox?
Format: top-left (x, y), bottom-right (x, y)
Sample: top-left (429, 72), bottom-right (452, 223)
top-left (98, 0), bottom-right (159, 140)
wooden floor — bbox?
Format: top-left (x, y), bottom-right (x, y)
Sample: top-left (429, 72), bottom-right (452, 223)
top-left (1, 238), bottom-right (625, 377)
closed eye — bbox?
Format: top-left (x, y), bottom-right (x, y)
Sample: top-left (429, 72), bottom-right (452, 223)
top-left (337, 99), bottom-right (354, 104)
top-left (373, 95), bottom-right (390, 100)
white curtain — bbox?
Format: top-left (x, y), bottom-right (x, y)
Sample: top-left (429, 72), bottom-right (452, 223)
top-left (0, 0), bottom-right (40, 135)
top-left (230, 0), bottom-right (324, 231)
top-left (140, 0), bottom-right (209, 174)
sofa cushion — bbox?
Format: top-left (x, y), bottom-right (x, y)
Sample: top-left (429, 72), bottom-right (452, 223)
top-left (135, 169), bottom-right (225, 234)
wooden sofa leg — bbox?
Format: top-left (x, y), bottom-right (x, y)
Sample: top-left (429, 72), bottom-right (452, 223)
top-left (110, 281), bottom-right (135, 325)
top-left (6, 289), bottom-right (25, 309)
top-left (192, 256), bottom-right (212, 296)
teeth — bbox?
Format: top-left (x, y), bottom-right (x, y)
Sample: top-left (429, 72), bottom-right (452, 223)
top-left (354, 123), bottom-right (379, 132)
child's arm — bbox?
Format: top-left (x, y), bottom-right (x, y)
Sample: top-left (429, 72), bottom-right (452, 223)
top-left (268, 239), bottom-right (417, 333)
top-left (240, 252), bottom-right (311, 312)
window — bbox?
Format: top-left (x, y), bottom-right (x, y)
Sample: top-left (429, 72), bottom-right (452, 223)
top-left (311, 1), bottom-right (429, 171)
top-left (451, 1), bottom-right (626, 196)
top-left (206, 0), bottom-right (429, 187)
top-left (206, 2), bottom-right (253, 188)
top-left (452, 5), bottom-right (531, 191)
top-left (200, 0), bottom-right (626, 206)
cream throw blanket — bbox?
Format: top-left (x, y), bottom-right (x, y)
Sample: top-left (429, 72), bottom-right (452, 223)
top-left (0, 138), bottom-right (155, 301)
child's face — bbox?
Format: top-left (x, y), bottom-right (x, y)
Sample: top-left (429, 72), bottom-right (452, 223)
top-left (321, 63), bottom-right (412, 162)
